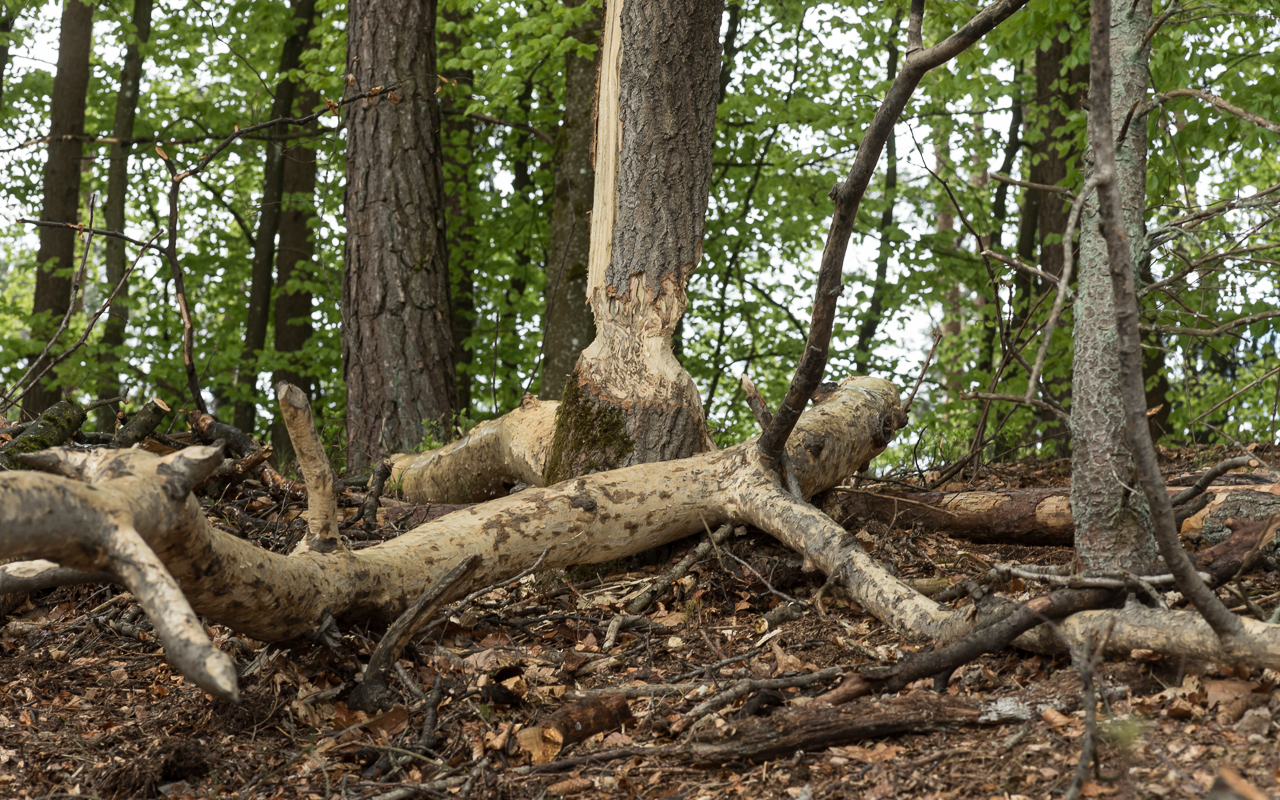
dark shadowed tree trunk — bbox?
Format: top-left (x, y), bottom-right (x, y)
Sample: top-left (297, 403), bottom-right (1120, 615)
top-left (269, 88), bottom-right (320, 466)
top-left (0, 6), bottom-right (15, 108)
top-left (96, 0), bottom-right (154, 432)
top-left (439, 3), bottom-right (477, 418)
top-left (1070, 0), bottom-right (1157, 574)
top-left (540, 0), bottom-right (600, 402)
top-left (23, 0), bottom-right (93, 419)
top-left (234, 0), bottom-right (316, 434)
top-left (543, 0), bottom-right (724, 483)
top-left (343, 0), bottom-right (454, 470)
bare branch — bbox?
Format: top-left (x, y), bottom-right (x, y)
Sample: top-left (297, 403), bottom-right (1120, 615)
top-left (1140, 307), bottom-right (1280, 337)
top-left (757, 0), bottom-right (1031, 468)
top-left (466, 112), bottom-right (555, 145)
top-left (990, 172), bottom-right (1076, 199)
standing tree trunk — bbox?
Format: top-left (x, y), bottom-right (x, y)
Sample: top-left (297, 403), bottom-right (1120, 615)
top-left (1070, 0), bottom-right (1157, 574)
top-left (540, 0), bottom-right (600, 402)
top-left (96, 0), bottom-right (154, 432)
top-left (343, 0), bottom-right (454, 470)
top-left (1031, 36), bottom-right (1087, 281)
top-left (23, 0), bottom-right (93, 419)
top-left (439, 4), bottom-right (477, 419)
top-left (234, 0), bottom-right (316, 434)
top-left (544, 0), bottom-right (723, 483)
top-left (269, 88), bottom-right (320, 466)
top-left (0, 6), bottom-right (16, 108)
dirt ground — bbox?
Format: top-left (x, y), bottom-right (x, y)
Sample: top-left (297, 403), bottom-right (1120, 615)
top-left (2, 446), bottom-right (1278, 799)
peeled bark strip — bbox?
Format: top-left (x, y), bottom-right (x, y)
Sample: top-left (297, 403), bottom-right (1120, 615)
top-left (544, 0), bottom-right (723, 483)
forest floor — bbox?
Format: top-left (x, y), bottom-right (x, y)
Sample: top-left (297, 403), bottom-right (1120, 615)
top-left (1, 445), bottom-right (1278, 800)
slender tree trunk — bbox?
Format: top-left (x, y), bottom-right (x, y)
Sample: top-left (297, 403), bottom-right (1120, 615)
top-left (853, 24), bottom-right (900, 374)
top-left (343, 0), bottom-right (454, 470)
top-left (439, 5), bottom-right (477, 419)
top-left (233, 0), bottom-right (316, 434)
top-left (269, 88), bottom-right (320, 466)
top-left (96, 0), bottom-right (154, 432)
top-left (1070, 0), bottom-right (1157, 574)
top-left (543, 0), bottom-right (723, 483)
top-left (1031, 36), bottom-right (1087, 281)
top-left (540, 0), bottom-right (600, 402)
top-left (24, 0), bottom-right (93, 419)
top-left (0, 7), bottom-right (15, 109)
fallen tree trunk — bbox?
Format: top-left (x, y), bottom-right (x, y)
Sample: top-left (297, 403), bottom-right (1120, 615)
top-left (5, 376), bottom-right (1280, 702)
top-left (820, 483), bottom-right (1280, 549)
top-left (0, 377), bottom-right (921, 698)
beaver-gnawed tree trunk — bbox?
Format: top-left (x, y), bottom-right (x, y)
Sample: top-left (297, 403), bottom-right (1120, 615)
top-left (543, 0), bottom-right (723, 484)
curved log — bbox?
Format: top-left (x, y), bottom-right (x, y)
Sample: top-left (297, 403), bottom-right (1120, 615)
top-left (389, 394), bottom-right (558, 503)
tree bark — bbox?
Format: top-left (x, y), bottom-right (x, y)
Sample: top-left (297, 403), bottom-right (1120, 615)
top-left (343, 0), bottom-right (455, 470)
top-left (1070, 0), bottom-right (1157, 574)
top-left (540, 0), bottom-right (600, 402)
top-left (1031, 35), bottom-right (1087, 282)
top-left (96, 0), bottom-right (154, 432)
top-left (818, 482), bottom-right (1280, 550)
top-left (544, 0), bottom-right (723, 483)
top-left (24, 0), bottom-right (94, 419)
top-left (269, 88), bottom-right (321, 466)
top-left (439, 6), bottom-right (477, 417)
top-left (234, 0), bottom-right (316, 434)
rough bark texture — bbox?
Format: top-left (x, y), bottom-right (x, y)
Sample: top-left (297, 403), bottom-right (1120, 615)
top-left (1069, 0), bottom-right (1157, 574)
top-left (270, 88), bottom-right (321, 466)
top-left (235, 0), bottom-right (316, 434)
top-left (540, 0), bottom-right (600, 402)
top-left (96, 0), bottom-right (153, 432)
top-left (545, 0), bottom-right (723, 483)
top-left (24, 0), bottom-right (94, 419)
top-left (344, 0), bottom-right (455, 470)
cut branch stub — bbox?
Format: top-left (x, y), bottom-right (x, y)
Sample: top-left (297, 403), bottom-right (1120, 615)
top-left (275, 380), bottom-right (341, 551)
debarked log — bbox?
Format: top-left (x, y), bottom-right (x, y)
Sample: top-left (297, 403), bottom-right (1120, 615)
top-left (0, 377), bottom-right (920, 698)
